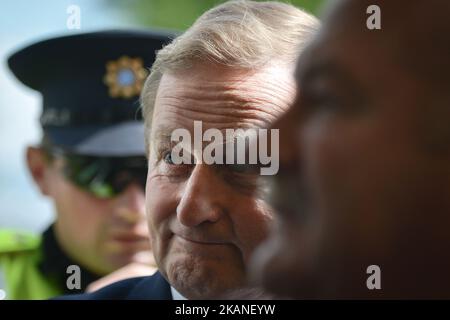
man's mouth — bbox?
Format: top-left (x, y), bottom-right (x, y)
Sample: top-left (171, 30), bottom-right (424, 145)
top-left (108, 229), bottom-right (150, 247)
top-left (175, 233), bottom-right (228, 246)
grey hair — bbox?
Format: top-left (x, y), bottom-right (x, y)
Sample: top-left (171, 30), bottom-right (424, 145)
top-left (141, 0), bottom-right (320, 151)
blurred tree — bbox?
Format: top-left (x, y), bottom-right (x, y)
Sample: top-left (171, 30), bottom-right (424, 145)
top-left (111, 0), bottom-right (325, 31)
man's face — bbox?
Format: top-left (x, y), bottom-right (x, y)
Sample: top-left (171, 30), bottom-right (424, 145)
top-left (42, 155), bottom-right (152, 275)
top-left (146, 62), bottom-right (295, 299)
top-left (254, 0), bottom-right (450, 298)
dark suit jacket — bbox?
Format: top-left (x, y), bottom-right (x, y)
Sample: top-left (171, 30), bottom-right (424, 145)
top-left (56, 271), bottom-right (172, 300)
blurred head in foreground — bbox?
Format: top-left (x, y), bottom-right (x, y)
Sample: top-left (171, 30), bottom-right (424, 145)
top-left (253, 0), bottom-right (450, 299)
top-left (141, 0), bottom-right (319, 299)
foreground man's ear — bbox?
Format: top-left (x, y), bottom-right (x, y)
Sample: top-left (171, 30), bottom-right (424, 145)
top-left (26, 146), bottom-right (51, 196)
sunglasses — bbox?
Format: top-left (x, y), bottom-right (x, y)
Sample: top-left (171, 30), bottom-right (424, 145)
top-left (45, 148), bottom-right (148, 199)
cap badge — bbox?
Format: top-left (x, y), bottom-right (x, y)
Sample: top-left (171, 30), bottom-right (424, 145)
top-left (104, 56), bottom-right (148, 99)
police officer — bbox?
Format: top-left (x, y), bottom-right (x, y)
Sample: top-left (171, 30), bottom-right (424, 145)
top-left (0, 30), bottom-right (173, 299)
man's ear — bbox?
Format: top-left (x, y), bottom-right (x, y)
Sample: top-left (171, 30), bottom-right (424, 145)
top-left (26, 146), bottom-right (51, 196)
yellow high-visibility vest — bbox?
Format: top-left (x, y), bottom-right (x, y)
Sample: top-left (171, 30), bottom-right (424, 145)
top-left (0, 230), bottom-right (62, 300)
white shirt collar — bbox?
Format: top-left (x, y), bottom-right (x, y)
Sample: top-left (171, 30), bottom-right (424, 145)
top-left (170, 286), bottom-right (187, 300)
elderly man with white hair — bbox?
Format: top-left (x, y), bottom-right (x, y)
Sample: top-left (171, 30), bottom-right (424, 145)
top-left (60, 0), bottom-right (318, 300)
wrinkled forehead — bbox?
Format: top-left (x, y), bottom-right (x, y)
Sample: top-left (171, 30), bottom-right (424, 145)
top-left (151, 62), bottom-right (296, 142)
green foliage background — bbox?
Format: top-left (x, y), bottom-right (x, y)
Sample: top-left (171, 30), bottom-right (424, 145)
top-left (112, 0), bottom-right (325, 31)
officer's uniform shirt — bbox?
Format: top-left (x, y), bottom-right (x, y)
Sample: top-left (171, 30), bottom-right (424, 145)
top-left (0, 226), bottom-right (101, 299)
top-left (170, 286), bottom-right (187, 300)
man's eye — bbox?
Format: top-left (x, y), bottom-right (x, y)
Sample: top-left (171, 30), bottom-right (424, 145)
top-left (227, 163), bottom-right (261, 175)
top-left (163, 151), bottom-right (174, 165)
top-left (300, 74), bottom-right (346, 114)
top-left (307, 93), bottom-right (342, 112)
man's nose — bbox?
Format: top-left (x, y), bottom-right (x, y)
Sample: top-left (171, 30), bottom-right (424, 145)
top-left (176, 164), bottom-right (226, 227)
top-left (115, 183), bottom-right (146, 223)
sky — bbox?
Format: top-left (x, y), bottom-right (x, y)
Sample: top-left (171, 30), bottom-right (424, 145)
top-left (0, 0), bottom-right (142, 232)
